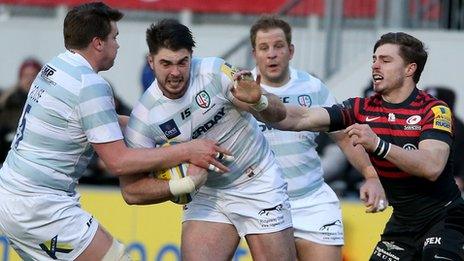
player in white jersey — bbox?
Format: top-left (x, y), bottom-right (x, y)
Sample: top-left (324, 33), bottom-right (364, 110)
top-left (120, 19), bottom-right (296, 260)
top-left (249, 16), bottom-right (388, 260)
top-left (0, 3), bottom-right (231, 261)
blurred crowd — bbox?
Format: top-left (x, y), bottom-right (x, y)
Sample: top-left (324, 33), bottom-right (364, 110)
top-left (1, 57), bottom-right (463, 196)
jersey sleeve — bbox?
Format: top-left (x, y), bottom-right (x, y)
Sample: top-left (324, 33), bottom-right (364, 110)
top-left (420, 103), bottom-right (453, 146)
top-left (124, 95), bottom-right (158, 149)
top-left (324, 98), bottom-right (357, 132)
top-left (218, 61), bottom-right (239, 102)
top-left (78, 77), bottom-right (123, 143)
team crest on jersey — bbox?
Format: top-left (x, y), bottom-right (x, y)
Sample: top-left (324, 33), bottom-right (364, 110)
top-left (388, 113), bottom-right (396, 122)
top-left (298, 95), bottom-right (312, 107)
top-left (195, 91), bottom-right (211, 108)
top-left (159, 119), bottom-right (181, 139)
top-left (431, 105), bottom-right (452, 133)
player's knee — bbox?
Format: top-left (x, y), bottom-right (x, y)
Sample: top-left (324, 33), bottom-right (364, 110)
top-left (102, 238), bottom-right (131, 261)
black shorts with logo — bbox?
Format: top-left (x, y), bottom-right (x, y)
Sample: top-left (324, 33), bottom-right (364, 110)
top-left (369, 197), bottom-right (464, 261)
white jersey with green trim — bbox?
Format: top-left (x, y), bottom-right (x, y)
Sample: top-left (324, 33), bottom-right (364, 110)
top-left (254, 68), bottom-right (336, 199)
top-left (126, 57), bottom-right (274, 188)
top-left (0, 51), bottom-right (123, 196)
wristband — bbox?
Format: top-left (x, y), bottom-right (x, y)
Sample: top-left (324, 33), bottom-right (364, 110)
top-left (251, 95), bottom-right (269, 112)
top-left (373, 137), bottom-right (391, 158)
top-left (168, 176), bottom-right (195, 196)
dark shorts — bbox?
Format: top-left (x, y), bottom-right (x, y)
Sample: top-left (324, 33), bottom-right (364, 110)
top-left (369, 198), bottom-right (464, 261)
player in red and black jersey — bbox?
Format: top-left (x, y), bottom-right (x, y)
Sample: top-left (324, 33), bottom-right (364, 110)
top-left (273, 32), bottom-right (464, 260)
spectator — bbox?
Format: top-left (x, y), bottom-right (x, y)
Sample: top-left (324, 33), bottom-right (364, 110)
top-left (0, 58), bottom-right (42, 162)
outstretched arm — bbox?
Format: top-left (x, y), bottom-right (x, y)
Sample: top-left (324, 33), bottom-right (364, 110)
top-left (271, 105), bottom-right (331, 132)
top-left (330, 131), bottom-right (387, 213)
top-left (230, 71), bottom-right (286, 123)
top-left (92, 139), bottom-right (232, 176)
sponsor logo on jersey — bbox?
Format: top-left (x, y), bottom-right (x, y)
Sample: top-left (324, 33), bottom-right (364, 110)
top-left (432, 106), bottom-right (452, 133)
top-left (404, 125), bottom-right (421, 131)
top-left (298, 95), bottom-right (312, 107)
top-left (319, 219), bottom-right (342, 231)
top-left (402, 143), bottom-right (417, 150)
top-left (403, 115), bottom-right (422, 130)
top-left (86, 216), bottom-right (94, 227)
top-left (279, 96), bottom-right (290, 103)
top-left (259, 123), bottom-right (273, 132)
top-left (39, 235), bottom-right (73, 259)
top-left (220, 62), bottom-right (239, 80)
top-left (159, 119), bottom-right (181, 139)
top-left (40, 65), bottom-right (57, 85)
top-left (195, 90), bottom-right (211, 109)
top-left (192, 107), bottom-right (225, 139)
top-left (406, 115), bottom-right (421, 125)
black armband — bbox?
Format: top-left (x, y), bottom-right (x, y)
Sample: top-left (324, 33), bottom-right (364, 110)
top-left (373, 138), bottom-right (391, 158)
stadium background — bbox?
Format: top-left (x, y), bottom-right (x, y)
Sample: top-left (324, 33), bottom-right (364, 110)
top-left (0, 0), bottom-right (462, 260)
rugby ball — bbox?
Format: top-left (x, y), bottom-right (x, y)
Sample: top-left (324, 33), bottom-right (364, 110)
top-left (155, 162), bottom-right (194, 205)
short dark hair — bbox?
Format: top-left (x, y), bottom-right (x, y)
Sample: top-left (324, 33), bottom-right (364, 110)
top-left (63, 2), bottom-right (123, 50)
top-left (374, 32), bottom-right (428, 83)
top-left (146, 19), bottom-right (196, 55)
top-left (250, 15), bottom-right (292, 49)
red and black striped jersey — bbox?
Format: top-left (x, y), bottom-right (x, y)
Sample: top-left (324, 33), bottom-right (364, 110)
top-left (326, 88), bottom-right (460, 226)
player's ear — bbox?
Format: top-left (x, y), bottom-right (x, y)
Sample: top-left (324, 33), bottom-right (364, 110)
top-left (405, 63), bottom-right (417, 78)
top-left (92, 37), bottom-right (104, 52)
top-left (289, 44), bottom-right (295, 60)
top-left (147, 55), bottom-right (155, 70)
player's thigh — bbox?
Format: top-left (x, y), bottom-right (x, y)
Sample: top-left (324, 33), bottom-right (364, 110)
top-left (245, 227), bottom-right (296, 261)
top-left (422, 199), bottom-right (464, 260)
top-left (75, 225), bottom-right (113, 261)
top-left (295, 238), bottom-right (341, 261)
top-left (0, 191), bottom-right (99, 260)
top-left (181, 220), bottom-right (240, 261)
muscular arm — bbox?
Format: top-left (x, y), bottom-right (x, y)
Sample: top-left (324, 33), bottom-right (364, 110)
top-left (384, 139), bottom-right (449, 181)
top-left (119, 164), bottom-right (207, 205)
top-left (232, 92), bottom-right (286, 123)
top-left (119, 172), bottom-right (172, 205)
top-left (346, 124), bottom-right (450, 181)
top-left (92, 139), bottom-right (229, 176)
top-left (271, 105), bottom-right (331, 132)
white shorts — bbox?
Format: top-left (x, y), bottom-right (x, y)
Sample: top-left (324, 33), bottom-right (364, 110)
top-left (0, 186), bottom-right (98, 260)
top-left (291, 183), bottom-right (344, 245)
top-left (183, 162), bottom-right (292, 237)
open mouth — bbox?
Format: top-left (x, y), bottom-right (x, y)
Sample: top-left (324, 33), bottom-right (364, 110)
top-left (373, 74), bottom-right (383, 84)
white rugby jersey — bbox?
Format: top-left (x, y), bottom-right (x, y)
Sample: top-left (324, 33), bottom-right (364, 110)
top-left (0, 51), bottom-right (123, 195)
top-left (254, 68), bottom-right (336, 199)
top-left (126, 57), bottom-right (274, 188)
